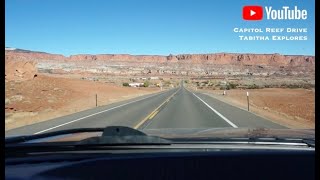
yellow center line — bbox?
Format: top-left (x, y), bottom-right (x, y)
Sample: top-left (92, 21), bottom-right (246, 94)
top-left (148, 110), bottom-right (159, 119)
top-left (133, 88), bottom-right (180, 129)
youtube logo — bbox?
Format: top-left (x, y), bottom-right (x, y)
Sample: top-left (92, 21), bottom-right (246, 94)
top-left (243, 6), bottom-right (263, 20)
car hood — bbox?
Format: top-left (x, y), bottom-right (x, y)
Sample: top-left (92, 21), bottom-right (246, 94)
top-left (15, 128), bottom-right (315, 143)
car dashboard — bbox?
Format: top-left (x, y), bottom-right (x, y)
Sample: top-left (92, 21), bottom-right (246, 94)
top-left (5, 147), bottom-right (315, 180)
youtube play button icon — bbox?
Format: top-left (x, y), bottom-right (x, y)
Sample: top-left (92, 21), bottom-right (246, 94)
top-left (243, 6), bottom-right (263, 20)
top-left (250, 10), bottom-right (256, 16)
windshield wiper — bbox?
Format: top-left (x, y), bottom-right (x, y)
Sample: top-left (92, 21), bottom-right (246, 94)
top-left (167, 137), bottom-right (315, 147)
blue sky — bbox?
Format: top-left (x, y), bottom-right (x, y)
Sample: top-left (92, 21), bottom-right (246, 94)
top-left (5, 0), bottom-right (315, 56)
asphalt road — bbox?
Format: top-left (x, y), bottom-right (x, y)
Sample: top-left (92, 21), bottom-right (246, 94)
top-left (6, 85), bottom-right (285, 136)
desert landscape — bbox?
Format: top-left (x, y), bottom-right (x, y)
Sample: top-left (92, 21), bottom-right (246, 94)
top-left (5, 48), bottom-right (315, 130)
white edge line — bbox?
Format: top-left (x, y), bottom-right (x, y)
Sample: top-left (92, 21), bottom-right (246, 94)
top-left (200, 92), bottom-right (289, 128)
top-left (190, 91), bottom-right (238, 128)
top-left (34, 89), bottom-right (172, 134)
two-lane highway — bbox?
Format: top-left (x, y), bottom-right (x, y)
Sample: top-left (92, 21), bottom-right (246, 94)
top-left (142, 87), bottom-right (235, 129)
top-left (6, 84), bottom-right (285, 136)
top-left (5, 88), bottom-right (179, 136)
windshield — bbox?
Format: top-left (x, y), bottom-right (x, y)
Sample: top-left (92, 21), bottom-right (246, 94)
top-left (5, 0), bottom-right (315, 140)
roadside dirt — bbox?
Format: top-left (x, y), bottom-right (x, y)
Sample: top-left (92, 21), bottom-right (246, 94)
top-left (197, 88), bottom-right (314, 129)
top-left (5, 74), bottom-right (160, 131)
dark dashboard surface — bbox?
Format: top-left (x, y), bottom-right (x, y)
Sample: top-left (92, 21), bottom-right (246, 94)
top-left (6, 150), bottom-right (314, 180)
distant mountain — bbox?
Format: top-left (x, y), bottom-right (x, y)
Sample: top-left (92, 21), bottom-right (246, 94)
top-left (5, 47), bottom-right (314, 77)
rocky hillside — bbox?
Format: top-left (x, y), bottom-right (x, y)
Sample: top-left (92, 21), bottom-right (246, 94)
top-left (5, 49), bottom-right (315, 78)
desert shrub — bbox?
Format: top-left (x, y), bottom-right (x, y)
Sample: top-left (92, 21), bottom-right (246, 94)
top-left (247, 84), bottom-right (261, 89)
top-left (302, 84), bottom-right (315, 89)
top-left (123, 83), bottom-right (129, 87)
top-left (281, 84), bottom-right (314, 89)
top-left (287, 84), bottom-right (301, 89)
top-left (164, 80), bottom-right (171, 85)
top-left (143, 81), bottom-right (150, 87)
top-left (280, 84), bottom-right (301, 89)
top-left (228, 83), bottom-right (238, 89)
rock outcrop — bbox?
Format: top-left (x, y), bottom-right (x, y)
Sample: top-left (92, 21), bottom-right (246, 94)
top-left (5, 49), bottom-right (315, 77)
top-left (5, 59), bottom-right (38, 81)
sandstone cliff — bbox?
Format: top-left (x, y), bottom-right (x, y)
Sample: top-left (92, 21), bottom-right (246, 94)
top-left (5, 49), bottom-right (315, 77)
top-left (5, 50), bottom-right (314, 66)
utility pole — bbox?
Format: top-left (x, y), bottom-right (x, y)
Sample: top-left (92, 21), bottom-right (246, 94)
top-left (223, 77), bottom-right (227, 96)
top-left (96, 94), bottom-right (98, 107)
